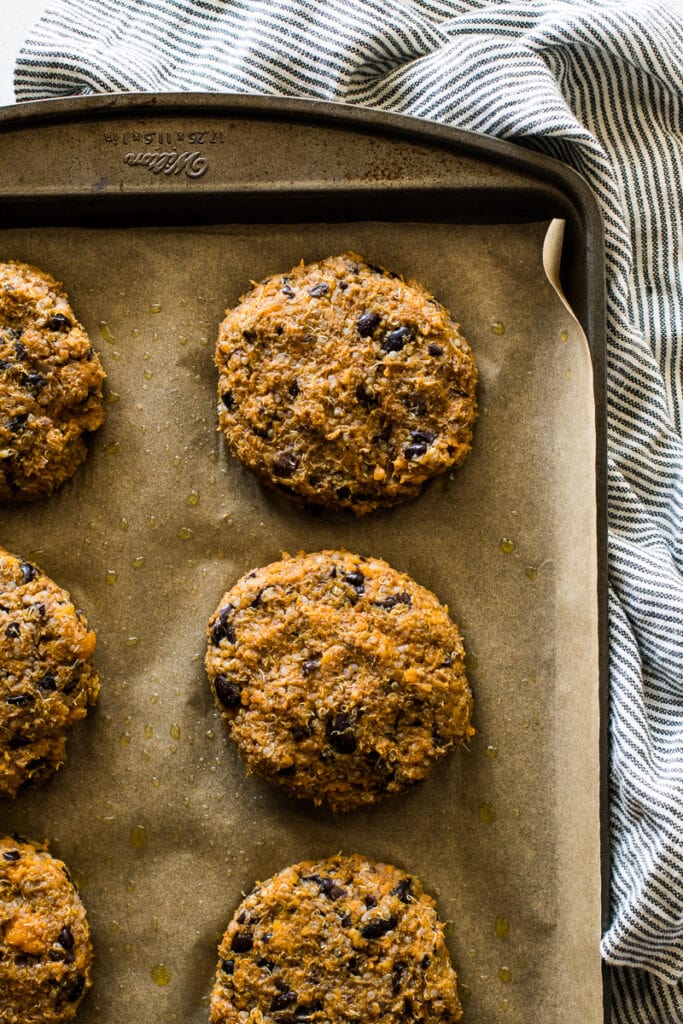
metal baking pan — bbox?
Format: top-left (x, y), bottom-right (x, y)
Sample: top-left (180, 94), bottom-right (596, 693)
top-left (0, 95), bottom-right (608, 1024)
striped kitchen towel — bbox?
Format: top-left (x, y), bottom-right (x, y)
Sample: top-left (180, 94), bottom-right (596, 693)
top-left (13, 2), bottom-right (683, 1021)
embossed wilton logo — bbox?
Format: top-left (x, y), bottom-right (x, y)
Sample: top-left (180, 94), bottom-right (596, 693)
top-left (123, 150), bottom-right (208, 179)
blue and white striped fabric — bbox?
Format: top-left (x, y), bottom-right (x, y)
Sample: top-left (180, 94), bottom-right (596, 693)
top-left (13, 2), bottom-right (683, 1021)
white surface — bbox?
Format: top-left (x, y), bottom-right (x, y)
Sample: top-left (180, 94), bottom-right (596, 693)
top-left (0, 1), bottom-right (49, 106)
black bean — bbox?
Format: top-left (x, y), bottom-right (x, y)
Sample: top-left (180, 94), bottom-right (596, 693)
top-left (222, 390), bottom-right (235, 411)
top-left (391, 877), bottom-right (414, 903)
top-left (7, 415), bottom-right (27, 433)
top-left (214, 675), bottom-right (241, 708)
top-left (24, 373), bottom-right (46, 390)
top-left (381, 326), bottom-right (412, 352)
top-left (272, 451), bottom-right (298, 477)
top-left (221, 958), bottom-right (234, 975)
top-left (309, 283), bottom-right (329, 297)
top-left (231, 930), bottom-right (253, 953)
top-left (410, 429), bottom-right (437, 444)
top-left (335, 485), bottom-right (351, 501)
top-left (37, 673), bottom-right (57, 693)
top-left (361, 915), bottom-right (398, 939)
top-left (282, 284), bottom-right (295, 298)
top-left (7, 694), bottom-right (34, 706)
top-left (211, 619), bottom-right (236, 645)
top-left (343, 570), bottom-right (365, 594)
top-left (271, 990), bottom-right (298, 1011)
top-left (404, 442), bottom-right (428, 460)
top-left (372, 422), bottom-right (392, 445)
top-left (356, 312), bottom-right (380, 337)
top-left (428, 343), bottom-right (444, 356)
top-left (326, 712), bottom-right (357, 754)
top-left (373, 591), bottom-right (412, 610)
top-left (63, 975), bottom-right (85, 1003)
top-left (5, 623), bottom-right (20, 638)
top-left (302, 656), bottom-right (320, 677)
top-left (319, 877), bottom-right (346, 900)
top-left (50, 949), bottom-right (74, 963)
top-left (355, 382), bottom-right (378, 410)
top-left (364, 894), bottom-right (378, 908)
top-left (58, 926), bottom-right (74, 950)
top-left (2, 850), bottom-right (20, 862)
top-left (20, 563), bottom-right (37, 584)
top-left (392, 959), bottom-right (407, 994)
top-left (288, 381), bottom-right (300, 398)
top-left (328, 732), bottom-right (356, 755)
top-left (340, 913), bottom-right (352, 928)
top-left (46, 313), bottom-right (72, 332)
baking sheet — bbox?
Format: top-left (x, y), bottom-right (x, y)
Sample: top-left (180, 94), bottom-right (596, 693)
top-left (0, 220), bottom-right (602, 1023)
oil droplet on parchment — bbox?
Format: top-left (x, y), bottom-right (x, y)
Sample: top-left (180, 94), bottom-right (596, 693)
top-left (151, 964), bottom-right (170, 986)
top-left (130, 825), bottom-right (148, 850)
top-left (479, 801), bottom-right (495, 823)
top-left (98, 321), bottom-right (115, 343)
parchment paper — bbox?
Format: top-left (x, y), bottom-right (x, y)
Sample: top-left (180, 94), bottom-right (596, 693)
top-left (0, 221), bottom-right (602, 1023)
